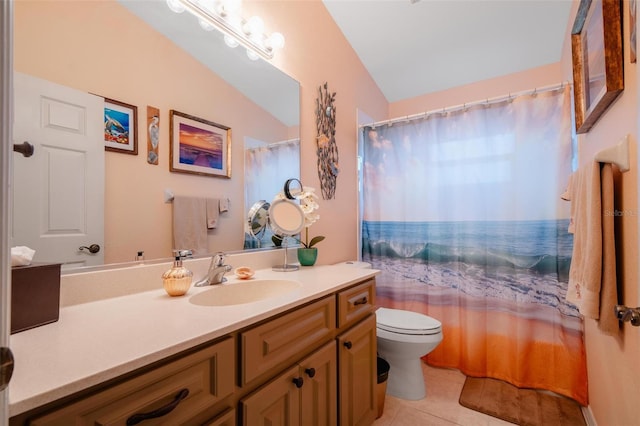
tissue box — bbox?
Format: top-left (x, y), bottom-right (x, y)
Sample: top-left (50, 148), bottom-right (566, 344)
top-left (11, 263), bottom-right (61, 334)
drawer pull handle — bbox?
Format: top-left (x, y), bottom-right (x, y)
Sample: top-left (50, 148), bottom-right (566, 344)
top-left (344, 341), bottom-right (353, 349)
top-left (353, 297), bottom-right (368, 306)
top-left (305, 367), bottom-right (316, 378)
top-left (126, 388), bottom-right (189, 425)
top-left (292, 377), bottom-right (304, 388)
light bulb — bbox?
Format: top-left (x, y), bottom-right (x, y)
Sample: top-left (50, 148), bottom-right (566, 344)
top-left (244, 16), bottom-right (264, 35)
top-left (224, 35), bottom-right (239, 48)
top-left (198, 18), bottom-right (215, 31)
top-left (166, 0), bottom-right (185, 13)
top-left (246, 49), bottom-right (260, 61)
top-left (266, 32), bottom-right (285, 50)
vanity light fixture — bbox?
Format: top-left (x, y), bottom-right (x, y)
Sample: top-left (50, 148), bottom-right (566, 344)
top-left (166, 0), bottom-right (285, 61)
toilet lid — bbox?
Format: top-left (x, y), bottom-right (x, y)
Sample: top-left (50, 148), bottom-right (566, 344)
top-left (376, 307), bottom-right (442, 335)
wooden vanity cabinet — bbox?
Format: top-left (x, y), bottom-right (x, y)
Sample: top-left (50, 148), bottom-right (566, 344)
top-left (11, 278), bottom-right (378, 426)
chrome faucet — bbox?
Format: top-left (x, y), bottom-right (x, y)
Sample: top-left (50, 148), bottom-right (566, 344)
top-left (195, 252), bottom-right (232, 286)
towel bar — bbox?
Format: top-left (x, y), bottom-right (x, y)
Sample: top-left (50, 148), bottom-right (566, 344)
top-left (615, 305), bottom-right (640, 326)
top-left (594, 135), bottom-right (630, 172)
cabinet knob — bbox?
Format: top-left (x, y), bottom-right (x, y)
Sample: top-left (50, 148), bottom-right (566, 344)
top-left (292, 377), bottom-right (304, 388)
top-left (344, 341), bottom-right (352, 349)
top-left (305, 368), bottom-right (316, 378)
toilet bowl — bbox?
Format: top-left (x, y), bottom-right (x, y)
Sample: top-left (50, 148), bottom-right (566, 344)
top-left (376, 307), bottom-right (443, 400)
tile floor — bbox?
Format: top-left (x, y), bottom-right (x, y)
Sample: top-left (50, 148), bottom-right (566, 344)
top-left (373, 363), bottom-right (515, 426)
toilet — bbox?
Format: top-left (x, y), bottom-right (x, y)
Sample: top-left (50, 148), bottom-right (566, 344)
top-left (336, 261), bottom-right (443, 400)
top-left (376, 307), bottom-right (443, 400)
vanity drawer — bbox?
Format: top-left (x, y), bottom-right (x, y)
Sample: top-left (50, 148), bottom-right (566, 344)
top-left (29, 337), bottom-right (235, 426)
top-left (241, 296), bottom-right (335, 386)
top-left (337, 279), bottom-right (376, 328)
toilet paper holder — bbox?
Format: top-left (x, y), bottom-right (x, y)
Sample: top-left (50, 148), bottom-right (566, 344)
top-left (614, 305), bottom-right (640, 326)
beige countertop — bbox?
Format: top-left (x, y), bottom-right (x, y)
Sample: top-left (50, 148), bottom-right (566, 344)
top-left (8, 263), bottom-right (378, 417)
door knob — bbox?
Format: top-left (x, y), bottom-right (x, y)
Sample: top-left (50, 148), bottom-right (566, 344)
top-left (0, 347), bottom-right (14, 391)
top-left (79, 244), bottom-right (101, 254)
top-left (13, 141), bottom-right (34, 158)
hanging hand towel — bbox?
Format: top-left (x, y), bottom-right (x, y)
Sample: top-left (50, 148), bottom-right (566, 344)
top-left (172, 196), bottom-right (208, 255)
top-left (564, 161), bottom-right (602, 314)
top-left (563, 162), bottom-right (619, 334)
top-left (597, 164), bottom-right (619, 335)
top-left (219, 198), bottom-right (229, 213)
top-left (206, 198), bottom-right (220, 229)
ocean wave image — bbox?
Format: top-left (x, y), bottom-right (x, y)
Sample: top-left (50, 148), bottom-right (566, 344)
top-left (363, 219), bottom-right (579, 318)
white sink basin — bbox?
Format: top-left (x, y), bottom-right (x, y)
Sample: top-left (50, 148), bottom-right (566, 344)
top-left (189, 279), bottom-right (301, 306)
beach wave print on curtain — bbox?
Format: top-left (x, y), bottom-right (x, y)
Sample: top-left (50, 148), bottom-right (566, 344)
top-left (361, 86), bottom-right (588, 405)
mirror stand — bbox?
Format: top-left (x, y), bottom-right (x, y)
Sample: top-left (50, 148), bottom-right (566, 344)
top-left (268, 198), bottom-right (305, 272)
top-left (272, 237), bottom-right (298, 272)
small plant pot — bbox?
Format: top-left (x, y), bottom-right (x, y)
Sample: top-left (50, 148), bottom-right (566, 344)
top-left (297, 248), bottom-right (318, 266)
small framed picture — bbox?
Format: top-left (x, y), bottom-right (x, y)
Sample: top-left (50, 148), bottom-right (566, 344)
top-left (104, 98), bottom-right (138, 155)
top-left (169, 110), bottom-right (231, 178)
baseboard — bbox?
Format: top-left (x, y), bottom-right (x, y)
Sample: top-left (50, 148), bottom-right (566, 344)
top-left (582, 405), bottom-right (597, 426)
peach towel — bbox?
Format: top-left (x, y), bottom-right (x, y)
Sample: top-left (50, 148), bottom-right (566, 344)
top-left (172, 196), bottom-right (208, 255)
top-left (563, 162), bottom-right (618, 335)
top-left (206, 198), bottom-right (220, 229)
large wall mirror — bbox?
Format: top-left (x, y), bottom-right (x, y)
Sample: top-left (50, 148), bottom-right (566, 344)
top-left (12, 0), bottom-right (300, 270)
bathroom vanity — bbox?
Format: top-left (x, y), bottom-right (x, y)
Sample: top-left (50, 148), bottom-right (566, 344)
top-left (8, 262), bottom-right (378, 425)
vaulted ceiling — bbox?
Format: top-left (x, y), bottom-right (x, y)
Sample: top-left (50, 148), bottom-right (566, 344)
top-left (323, 0), bottom-right (573, 102)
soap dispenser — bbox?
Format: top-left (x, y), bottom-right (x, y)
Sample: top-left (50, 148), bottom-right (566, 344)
top-left (162, 256), bottom-right (193, 297)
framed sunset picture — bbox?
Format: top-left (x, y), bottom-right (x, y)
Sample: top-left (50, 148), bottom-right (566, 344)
top-left (169, 110), bottom-right (231, 178)
top-left (104, 98), bottom-right (138, 154)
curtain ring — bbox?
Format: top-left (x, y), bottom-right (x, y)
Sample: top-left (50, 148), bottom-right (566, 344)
top-left (284, 178), bottom-right (302, 199)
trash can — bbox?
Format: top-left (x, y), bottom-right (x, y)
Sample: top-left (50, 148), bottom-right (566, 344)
top-left (376, 357), bottom-right (390, 419)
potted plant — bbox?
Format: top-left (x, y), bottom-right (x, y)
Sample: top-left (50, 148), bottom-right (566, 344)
top-left (296, 187), bottom-right (324, 266)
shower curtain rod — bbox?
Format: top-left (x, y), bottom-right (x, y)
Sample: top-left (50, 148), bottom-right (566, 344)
top-left (246, 138), bottom-right (300, 152)
top-left (359, 81), bottom-right (569, 129)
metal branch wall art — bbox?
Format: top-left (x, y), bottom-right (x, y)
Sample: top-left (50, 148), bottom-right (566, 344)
top-left (315, 82), bottom-right (339, 199)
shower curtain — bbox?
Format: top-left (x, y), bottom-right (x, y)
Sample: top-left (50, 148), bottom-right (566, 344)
top-left (244, 139), bottom-right (300, 247)
top-left (361, 86), bottom-right (588, 405)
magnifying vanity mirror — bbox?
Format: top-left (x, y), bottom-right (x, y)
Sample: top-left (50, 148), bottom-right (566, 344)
top-left (269, 199), bottom-right (305, 272)
top-left (246, 200), bottom-right (271, 248)
top-left (12, 0), bottom-right (300, 270)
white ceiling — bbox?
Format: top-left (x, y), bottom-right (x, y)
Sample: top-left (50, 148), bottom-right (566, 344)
top-left (323, 0), bottom-right (574, 103)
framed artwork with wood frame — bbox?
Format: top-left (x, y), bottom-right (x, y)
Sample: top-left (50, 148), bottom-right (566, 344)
top-left (104, 98), bottom-right (138, 154)
top-left (571, 0), bottom-right (623, 134)
top-left (169, 110), bottom-right (231, 178)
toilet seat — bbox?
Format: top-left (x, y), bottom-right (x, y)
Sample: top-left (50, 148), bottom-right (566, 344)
top-left (376, 307), bottom-right (442, 335)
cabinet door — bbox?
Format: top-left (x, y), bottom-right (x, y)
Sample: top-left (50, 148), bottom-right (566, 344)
top-left (241, 365), bottom-right (301, 426)
top-left (299, 341), bottom-right (337, 426)
top-left (338, 315), bottom-right (377, 426)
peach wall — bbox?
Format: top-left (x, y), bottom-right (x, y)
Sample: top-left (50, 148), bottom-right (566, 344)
top-left (561, 1), bottom-right (640, 425)
top-left (14, 0), bottom-right (290, 263)
top-left (242, 0), bottom-right (389, 265)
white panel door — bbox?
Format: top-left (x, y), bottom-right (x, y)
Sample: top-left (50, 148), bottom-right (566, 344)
top-left (12, 72), bottom-right (104, 269)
